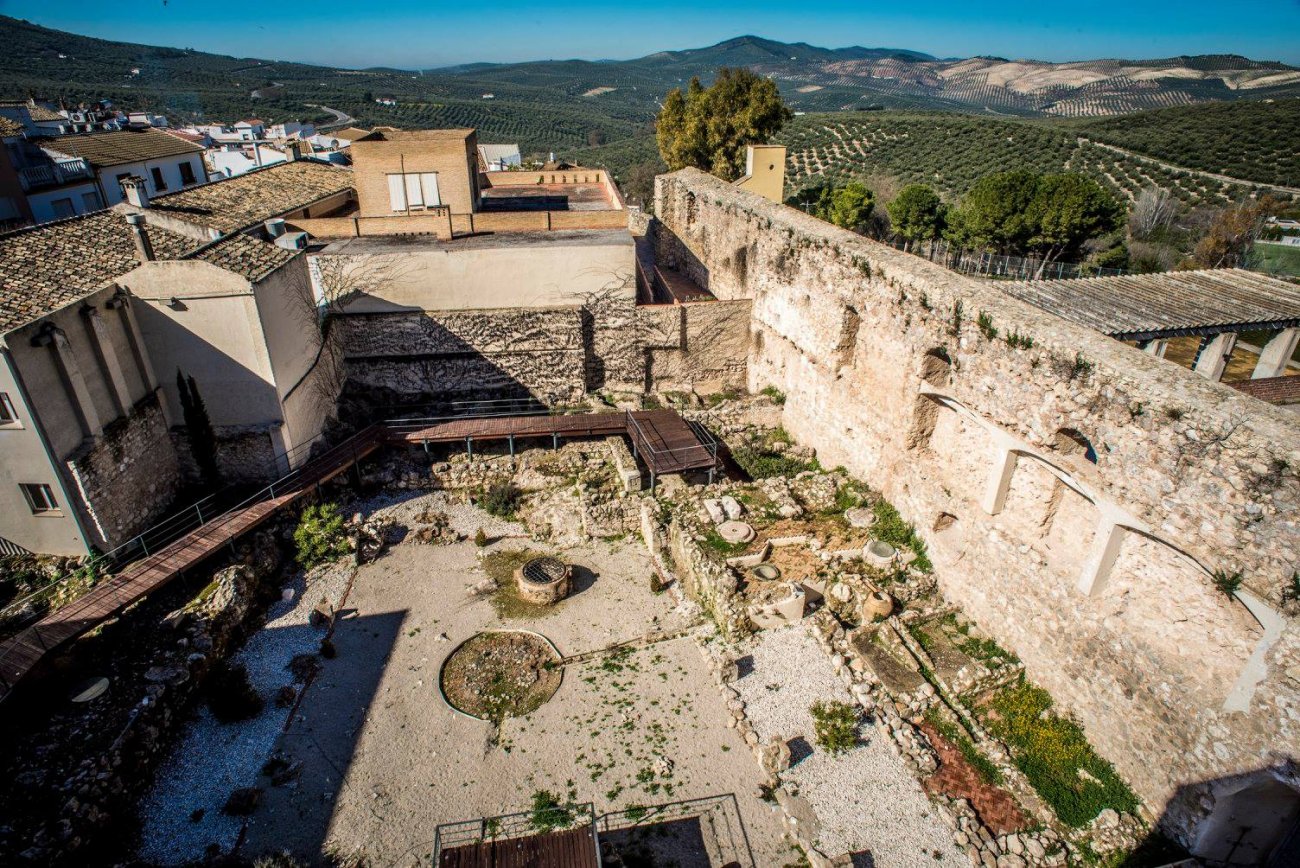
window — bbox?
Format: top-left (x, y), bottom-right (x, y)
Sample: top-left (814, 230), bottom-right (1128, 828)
top-left (0, 392), bottom-right (18, 425)
top-left (150, 166), bottom-right (167, 191)
top-left (20, 483), bottom-right (58, 514)
top-left (81, 191), bottom-right (102, 212)
top-left (51, 197), bottom-right (76, 219)
top-left (179, 161), bottom-right (196, 185)
top-left (386, 172), bottom-right (441, 211)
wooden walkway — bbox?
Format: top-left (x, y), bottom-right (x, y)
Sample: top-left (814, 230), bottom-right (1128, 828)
top-left (0, 410), bottom-right (715, 703)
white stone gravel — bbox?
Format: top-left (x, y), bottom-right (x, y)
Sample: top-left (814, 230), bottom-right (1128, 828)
top-left (733, 624), bottom-right (966, 866)
top-left (136, 561), bottom-right (354, 865)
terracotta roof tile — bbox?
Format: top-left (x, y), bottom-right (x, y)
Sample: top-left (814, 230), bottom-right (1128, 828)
top-left (39, 128), bottom-right (204, 168)
top-left (189, 232), bottom-right (298, 282)
top-left (0, 211), bottom-right (193, 332)
top-left (0, 116), bottom-right (25, 138)
top-left (146, 160), bottom-right (353, 234)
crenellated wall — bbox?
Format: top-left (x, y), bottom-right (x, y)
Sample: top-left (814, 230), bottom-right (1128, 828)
top-left (654, 168), bottom-right (1300, 851)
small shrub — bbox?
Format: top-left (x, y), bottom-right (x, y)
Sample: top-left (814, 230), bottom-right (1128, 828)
top-left (207, 661), bottom-right (264, 722)
top-left (649, 572), bottom-right (665, 594)
top-left (760, 385), bottom-right (787, 405)
top-left (528, 789), bottom-right (576, 832)
top-left (1004, 330), bottom-right (1034, 350)
top-left (479, 482), bottom-right (524, 519)
top-left (977, 311), bottom-right (998, 341)
top-left (1212, 569), bottom-right (1242, 598)
top-left (810, 700), bottom-right (860, 755)
top-left (474, 527), bottom-right (489, 547)
top-left (1284, 571), bottom-right (1300, 604)
top-left (948, 299), bottom-right (964, 336)
top-left (1164, 406), bottom-right (1185, 421)
top-left (294, 503), bottom-right (349, 570)
top-left (1068, 353), bottom-right (1094, 381)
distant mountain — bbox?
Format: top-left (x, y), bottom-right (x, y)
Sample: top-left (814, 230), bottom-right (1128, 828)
top-left (1, 16), bottom-right (1297, 157)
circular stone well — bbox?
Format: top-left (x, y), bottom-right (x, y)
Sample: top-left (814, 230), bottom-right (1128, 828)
top-left (439, 631), bottom-right (562, 720)
top-left (514, 556), bottom-right (572, 606)
top-left (751, 564), bottom-right (782, 581)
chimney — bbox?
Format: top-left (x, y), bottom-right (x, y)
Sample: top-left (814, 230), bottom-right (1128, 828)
top-left (125, 212), bottom-right (155, 262)
top-left (120, 175), bottom-right (150, 209)
top-left (264, 218), bottom-right (287, 238)
top-left (285, 141), bottom-right (303, 162)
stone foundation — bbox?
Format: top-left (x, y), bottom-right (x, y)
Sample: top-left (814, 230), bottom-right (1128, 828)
top-left (65, 393), bottom-right (182, 549)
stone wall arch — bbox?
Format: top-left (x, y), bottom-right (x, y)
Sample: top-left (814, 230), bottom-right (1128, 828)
top-left (1101, 530), bottom-right (1263, 698)
top-left (1191, 772), bottom-right (1300, 864)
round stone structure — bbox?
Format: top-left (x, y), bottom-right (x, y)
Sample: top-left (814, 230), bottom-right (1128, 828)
top-left (514, 556), bottom-right (573, 605)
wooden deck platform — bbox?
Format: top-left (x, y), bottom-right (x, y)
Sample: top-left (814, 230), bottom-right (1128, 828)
top-left (0, 410), bottom-right (715, 703)
top-left (438, 827), bottom-right (600, 868)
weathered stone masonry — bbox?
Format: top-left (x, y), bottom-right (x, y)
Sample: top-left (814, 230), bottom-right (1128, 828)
top-left (66, 393), bottom-right (181, 550)
top-left (654, 169), bottom-right (1300, 847)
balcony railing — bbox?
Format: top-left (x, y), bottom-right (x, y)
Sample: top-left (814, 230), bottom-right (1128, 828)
top-left (17, 157), bottom-right (93, 191)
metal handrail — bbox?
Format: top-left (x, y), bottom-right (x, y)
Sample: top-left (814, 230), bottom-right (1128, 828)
top-left (624, 409), bottom-right (717, 463)
top-left (0, 401), bottom-right (721, 693)
top-left (433, 802), bottom-right (595, 861)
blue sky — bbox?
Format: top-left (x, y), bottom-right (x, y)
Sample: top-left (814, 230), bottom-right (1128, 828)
top-left (5, 1), bottom-right (1300, 68)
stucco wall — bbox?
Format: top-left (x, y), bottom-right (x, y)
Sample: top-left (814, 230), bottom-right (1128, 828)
top-left (655, 169), bottom-right (1300, 846)
top-left (0, 352), bottom-right (87, 555)
top-left (321, 230), bottom-right (635, 312)
top-left (125, 261), bottom-right (283, 429)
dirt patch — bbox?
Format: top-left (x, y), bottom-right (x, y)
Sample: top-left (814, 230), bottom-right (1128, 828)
top-left (920, 721), bottom-right (1030, 834)
top-left (441, 631), bottom-right (562, 721)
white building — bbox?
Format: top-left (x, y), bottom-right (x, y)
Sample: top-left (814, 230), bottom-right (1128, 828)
top-left (25, 128), bottom-right (207, 222)
top-left (478, 143), bottom-right (522, 172)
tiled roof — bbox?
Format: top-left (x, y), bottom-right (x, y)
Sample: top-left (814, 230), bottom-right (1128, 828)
top-left (333, 126), bottom-right (374, 141)
top-left (0, 211), bottom-right (194, 332)
top-left (0, 116), bottom-right (25, 138)
top-left (39, 127), bottom-right (204, 168)
top-left (25, 104), bottom-right (64, 122)
top-left (146, 160), bottom-right (353, 234)
top-left (190, 232), bottom-right (298, 282)
top-left (1228, 375), bottom-right (1300, 406)
top-left (1000, 269), bottom-right (1300, 341)
top-left (0, 159), bottom-right (347, 334)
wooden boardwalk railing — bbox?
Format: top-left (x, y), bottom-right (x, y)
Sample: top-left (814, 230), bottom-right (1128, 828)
top-left (0, 409), bottom-right (717, 703)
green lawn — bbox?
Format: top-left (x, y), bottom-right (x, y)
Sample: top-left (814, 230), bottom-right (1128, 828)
top-left (1249, 243), bottom-right (1300, 279)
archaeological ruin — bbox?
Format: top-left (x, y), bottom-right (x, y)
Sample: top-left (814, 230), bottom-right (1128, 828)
top-left (0, 149), bottom-right (1296, 867)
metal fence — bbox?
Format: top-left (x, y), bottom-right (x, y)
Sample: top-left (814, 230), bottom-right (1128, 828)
top-left (887, 238), bottom-right (1129, 281)
top-left (597, 793), bottom-right (756, 868)
top-left (432, 802), bottom-right (596, 863)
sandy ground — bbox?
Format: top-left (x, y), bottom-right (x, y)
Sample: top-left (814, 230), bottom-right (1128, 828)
top-left (241, 501), bottom-right (796, 866)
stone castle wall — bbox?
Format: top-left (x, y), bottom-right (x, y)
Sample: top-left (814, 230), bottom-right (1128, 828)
top-left (65, 393), bottom-right (182, 550)
top-left (341, 307), bottom-right (591, 404)
top-left (654, 169), bottom-right (1300, 846)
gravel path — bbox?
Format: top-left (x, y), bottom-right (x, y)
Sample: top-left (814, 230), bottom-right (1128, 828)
top-left (136, 562), bottom-right (355, 865)
top-left (733, 624), bottom-right (966, 866)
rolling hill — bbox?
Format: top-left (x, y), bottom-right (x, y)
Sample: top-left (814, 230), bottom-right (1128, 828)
top-left (777, 104), bottom-right (1300, 211)
top-left (4, 17), bottom-right (1297, 207)
top-left (3, 16), bottom-right (1299, 158)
